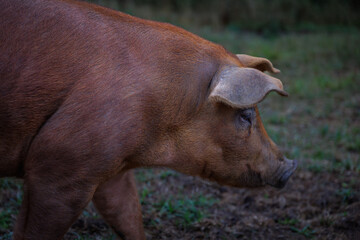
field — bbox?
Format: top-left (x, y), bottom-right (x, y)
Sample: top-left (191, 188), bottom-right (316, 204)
top-left (1, 8), bottom-right (360, 240)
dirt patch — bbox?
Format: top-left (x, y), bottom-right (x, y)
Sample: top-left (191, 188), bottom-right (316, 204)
top-left (0, 169), bottom-right (359, 239)
top-left (137, 169), bottom-right (359, 240)
top-left (64, 169), bottom-right (360, 239)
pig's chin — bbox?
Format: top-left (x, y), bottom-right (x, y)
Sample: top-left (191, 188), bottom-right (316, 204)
top-left (266, 159), bottom-right (298, 189)
top-left (213, 173), bottom-right (267, 188)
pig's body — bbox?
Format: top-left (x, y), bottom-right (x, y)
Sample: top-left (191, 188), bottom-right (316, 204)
top-left (0, 0), bottom-right (296, 239)
top-left (0, 0), bottom-right (227, 178)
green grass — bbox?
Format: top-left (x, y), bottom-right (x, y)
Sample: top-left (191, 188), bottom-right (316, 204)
top-left (159, 170), bottom-right (179, 179)
top-left (0, 179), bottom-right (22, 239)
top-left (290, 225), bottom-right (316, 238)
top-left (279, 217), bottom-right (316, 238)
top-left (154, 195), bottom-right (218, 227)
top-left (337, 182), bottom-right (357, 204)
top-left (278, 218), bottom-right (299, 226)
top-left (0, 209), bottom-right (13, 231)
top-left (140, 186), bottom-right (152, 204)
top-left (278, 216), bottom-right (316, 238)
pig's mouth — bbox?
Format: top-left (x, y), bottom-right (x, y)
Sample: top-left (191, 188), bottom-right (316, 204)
top-left (267, 159), bottom-right (298, 189)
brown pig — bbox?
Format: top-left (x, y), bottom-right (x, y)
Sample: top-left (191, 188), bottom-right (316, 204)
top-left (0, 0), bottom-right (297, 239)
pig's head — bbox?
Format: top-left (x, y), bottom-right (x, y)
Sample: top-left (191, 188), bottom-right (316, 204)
top-left (155, 54), bottom-right (297, 189)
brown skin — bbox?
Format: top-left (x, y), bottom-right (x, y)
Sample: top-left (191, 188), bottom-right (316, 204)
top-left (0, 0), bottom-right (296, 239)
top-left (93, 171), bottom-right (144, 240)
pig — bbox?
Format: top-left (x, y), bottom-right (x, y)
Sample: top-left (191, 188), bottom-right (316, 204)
top-left (0, 0), bottom-right (297, 239)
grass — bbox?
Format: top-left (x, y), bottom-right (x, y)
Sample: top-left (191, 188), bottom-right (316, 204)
top-left (337, 182), bottom-right (357, 204)
top-left (0, 209), bottom-right (13, 231)
top-left (136, 169), bottom-right (218, 228)
top-left (278, 217), bottom-right (299, 226)
top-left (278, 217), bottom-right (316, 238)
top-left (279, 218), bottom-right (315, 238)
top-left (290, 225), bottom-right (316, 238)
top-left (0, 179), bottom-right (22, 239)
top-left (154, 195), bottom-right (217, 227)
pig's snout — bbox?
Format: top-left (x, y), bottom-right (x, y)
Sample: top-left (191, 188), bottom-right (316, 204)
top-left (267, 158), bottom-right (298, 189)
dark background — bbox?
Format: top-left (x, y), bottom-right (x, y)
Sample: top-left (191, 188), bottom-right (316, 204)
top-left (89, 0), bottom-right (360, 32)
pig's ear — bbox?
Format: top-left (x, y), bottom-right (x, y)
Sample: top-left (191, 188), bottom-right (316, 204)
top-left (209, 67), bottom-right (288, 108)
top-left (236, 54), bottom-right (280, 74)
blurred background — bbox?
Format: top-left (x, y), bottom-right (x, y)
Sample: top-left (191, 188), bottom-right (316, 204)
top-left (88, 0), bottom-right (360, 32)
top-left (1, 0), bottom-right (359, 239)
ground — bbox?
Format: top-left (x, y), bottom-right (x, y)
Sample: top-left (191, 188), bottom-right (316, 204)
top-left (0, 28), bottom-right (359, 239)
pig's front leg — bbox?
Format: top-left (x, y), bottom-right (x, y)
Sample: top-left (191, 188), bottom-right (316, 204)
top-left (14, 174), bottom-right (97, 240)
top-left (93, 170), bottom-right (145, 240)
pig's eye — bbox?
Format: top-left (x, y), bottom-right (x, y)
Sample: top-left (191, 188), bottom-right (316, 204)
top-left (237, 108), bottom-right (255, 127)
